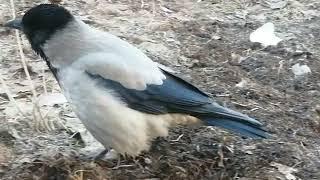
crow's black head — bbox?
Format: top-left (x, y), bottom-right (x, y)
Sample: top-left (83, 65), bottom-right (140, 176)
top-left (5, 4), bottom-right (73, 56)
top-left (4, 4), bottom-right (74, 78)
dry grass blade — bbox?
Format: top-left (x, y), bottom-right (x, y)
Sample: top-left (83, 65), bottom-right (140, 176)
top-left (8, 0), bottom-right (52, 131)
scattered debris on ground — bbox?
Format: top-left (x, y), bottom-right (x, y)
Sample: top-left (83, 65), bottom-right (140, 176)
top-left (0, 0), bottom-right (319, 179)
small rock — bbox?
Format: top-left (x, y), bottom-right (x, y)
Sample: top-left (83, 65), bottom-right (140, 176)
top-left (241, 145), bottom-right (256, 155)
top-left (144, 158), bottom-right (152, 164)
top-left (291, 63), bottom-right (311, 78)
top-left (235, 79), bottom-right (249, 88)
top-left (196, 145), bottom-right (200, 152)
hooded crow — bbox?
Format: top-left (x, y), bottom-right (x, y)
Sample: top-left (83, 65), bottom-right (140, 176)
top-left (5, 4), bottom-right (269, 156)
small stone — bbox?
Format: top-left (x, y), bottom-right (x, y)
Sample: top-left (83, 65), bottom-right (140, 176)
top-left (144, 158), bottom-right (152, 164)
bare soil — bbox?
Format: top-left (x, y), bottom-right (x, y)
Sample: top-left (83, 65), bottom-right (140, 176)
top-left (0, 0), bottom-right (319, 179)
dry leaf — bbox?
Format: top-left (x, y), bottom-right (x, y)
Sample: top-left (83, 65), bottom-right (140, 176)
top-left (250, 22), bottom-right (282, 46)
top-left (263, 0), bottom-right (288, 9)
top-left (235, 79), bottom-right (249, 88)
top-left (270, 162), bottom-right (298, 180)
top-left (38, 93), bottom-right (67, 106)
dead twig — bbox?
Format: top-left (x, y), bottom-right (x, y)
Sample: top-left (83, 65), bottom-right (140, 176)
top-left (140, 0), bottom-right (145, 8)
top-left (171, 134), bottom-right (184, 142)
top-left (72, 170), bottom-right (93, 180)
top-left (217, 144), bottom-right (224, 167)
top-left (111, 164), bottom-right (134, 170)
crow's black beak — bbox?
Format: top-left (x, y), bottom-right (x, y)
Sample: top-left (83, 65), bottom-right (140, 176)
top-left (4, 19), bottom-right (23, 30)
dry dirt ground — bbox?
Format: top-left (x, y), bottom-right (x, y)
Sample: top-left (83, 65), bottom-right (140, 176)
top-left (0, 0), bottom-right (320, 179)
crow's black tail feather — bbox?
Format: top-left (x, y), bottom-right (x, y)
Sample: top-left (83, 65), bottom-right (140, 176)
top-left (203, 117), bottom-right (270, 138)
top-left (197, 103), bottom-right (270, 138)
